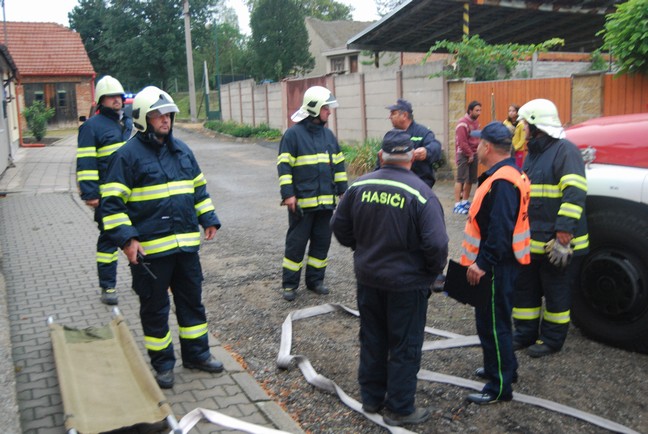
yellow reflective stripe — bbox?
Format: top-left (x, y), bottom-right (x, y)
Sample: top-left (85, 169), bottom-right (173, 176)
top-left (103, 213), bottom-right (132, 230)
top-left (560, 174), bottom-right (587, 192)
top-left (572, 234), bottom-right (589, 251)
top-left (194, 173), bottom-right (207, 188)
top-left (179, 323), bottom-right (208, 340)
top-left (140, 232), bottom-right (201, 255)
top-left (96, 141), bottom-right (125, 158)
top-left (352, 179), bottom-right (428, 204)
top-left (76, 147), bottom-right (96, 159)
top-left (279, 174), bottom-right (293, 186)
top-left (101, 182), bottom-right (131, 200)
top-left (77, 170), bottom-right (99, 182)
top-left (530, 184), bottom-right (561, 198)
top-left (544, 309), bottom-right (570, 324)
top-left (335, 172), bottom-right (348, 183)
top-left (277, 153), bottom-right (296, 166)
top-left (282, 257), bottom-right (302, 272)
top-left (530, 239), bottom-right (546, 254)
top-left (294, 153), bottom-right (331, 166)
top-left (129, 180), bottom-right (194, 202)
top-left (96, 251), bottom-right (118, 264)
top-left (332, 152), bottom-right (345, 165)
top-left (512, 307), bottom-right (541, 320)
top-left (195, 198), bottom-right (215, 216)
top-left (558, 202), bottom-right (584, 219)
top-left (298, 195), bottom-right (335, 208)
top-left (307, 256), bottom-right (328, 269)
top-left (144, 331), bottom-right (172, 351)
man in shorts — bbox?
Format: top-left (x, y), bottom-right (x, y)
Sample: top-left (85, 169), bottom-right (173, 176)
top-left (453, 101), bottom-right (481, 214)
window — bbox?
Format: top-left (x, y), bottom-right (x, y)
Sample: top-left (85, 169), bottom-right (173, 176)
top-left (57, 90), bottom-right (67, 107)
top-left (331, 57), bottom-right (345, 73)
top-left (34, 91), bottom-right (44, 103)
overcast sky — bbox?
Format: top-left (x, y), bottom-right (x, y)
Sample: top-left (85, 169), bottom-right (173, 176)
top-left (2, 0), bottom-right (380, 33)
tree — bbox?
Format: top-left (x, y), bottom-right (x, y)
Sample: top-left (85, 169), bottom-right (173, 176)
top-left (249, 0), bottom-right (314, 81)
top-left (68, 0), bottom-right (112, 77)
top-left (69, 0), bottom-right (222, 91)
top-left (245, 0), bottom-right (352, 20)
top-left (599, 0), bottom-right (648, 75)
top-left (23, 101), bottom-right (55, 141)
top-left (425, 35), bottom-right (564, 81)
top-left (300, 0), bottom-right (352, 21)
top-left (375, 0), bottom-right (404, 17)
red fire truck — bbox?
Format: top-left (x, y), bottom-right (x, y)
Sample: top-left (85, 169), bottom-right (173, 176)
top-left (566, 113), bottom-right (648, 354)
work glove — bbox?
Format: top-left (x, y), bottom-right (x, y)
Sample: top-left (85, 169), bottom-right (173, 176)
top-left (544, 238), bottom-right (573, 269)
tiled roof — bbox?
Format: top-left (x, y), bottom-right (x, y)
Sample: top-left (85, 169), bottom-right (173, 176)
top-left (306, 17), bottom-right (374, 51)
top-left (0, 22), bottom-right (94, 77)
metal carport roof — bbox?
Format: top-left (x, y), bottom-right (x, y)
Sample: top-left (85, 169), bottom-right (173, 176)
top-left (348, 0), bottom-right (621, 53)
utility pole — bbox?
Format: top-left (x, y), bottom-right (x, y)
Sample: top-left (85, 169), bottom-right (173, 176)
top-left (183, 0), bottom-right (197, 122)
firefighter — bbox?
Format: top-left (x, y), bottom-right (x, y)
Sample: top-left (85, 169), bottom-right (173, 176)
top-left (101, 86), bottom-right (223, 389)
top-left (380, 98), bottom-right (443, 188)
top-left (513, 98), bottom-right (589, 358)
top-left (331, 129), bottom-right (448, 426)
top-left (76, 75), bottom-right (133, 305)
top-left (277, 86), bottom-right (348, 301)
top-left (461, 122), bottom-right (531, 404)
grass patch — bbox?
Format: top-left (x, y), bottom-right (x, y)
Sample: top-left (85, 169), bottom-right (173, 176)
top-left (341, 138), bottom-right (381, 178)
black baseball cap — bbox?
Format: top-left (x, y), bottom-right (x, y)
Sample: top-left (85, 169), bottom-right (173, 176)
top-left (386, 98), bottom-right (413, 113)
top-left (381, 129), bottom-right (413, 154)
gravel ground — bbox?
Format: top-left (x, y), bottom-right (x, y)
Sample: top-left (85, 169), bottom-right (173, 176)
top-left (182, 128), bottom-right (648, 434)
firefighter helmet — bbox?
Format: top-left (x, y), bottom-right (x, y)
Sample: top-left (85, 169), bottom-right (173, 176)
top-left (518, 98), bottom-right (565, 139)
top-left (291, 86), bottom-right (338, 122)
top-left (95, 75), bottom-right (125, 105)
top-left (132, 86), bottom-right (180, 132)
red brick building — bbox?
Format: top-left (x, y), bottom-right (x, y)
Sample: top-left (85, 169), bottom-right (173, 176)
top-left (0, 22), bottom-right (95, 136)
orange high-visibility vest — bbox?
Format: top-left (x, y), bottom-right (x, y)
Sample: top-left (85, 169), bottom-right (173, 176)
top-left (461, 165), bottom-right (531, 266)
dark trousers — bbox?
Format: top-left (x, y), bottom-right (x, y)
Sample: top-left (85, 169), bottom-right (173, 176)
top-left (514, 256), bottom-right (581, 350)
top-left (282, 209), bottom-right (333, 289)
top-left (357, 283), bottom-right (430, 415)
top-left (95, 207), bottom-right (118, 289)
top-left (475, 263), bottom-right (519, 399)
top-left (130, 252), bottom-right (210, 372)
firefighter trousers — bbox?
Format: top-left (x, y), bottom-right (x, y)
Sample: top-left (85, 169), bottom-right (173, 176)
top-left (513, 256), bottom-right (581, 350)
top-left (130, 251), bottom-right (211, 373)
top-left (475, 263), bottom-right (519, 400)
top-left (282, 209), bottom-right (333, 290)
top-left (357, 283), bottom-right (430, 416)
top-left (94, 207), bottom-right (118, 290)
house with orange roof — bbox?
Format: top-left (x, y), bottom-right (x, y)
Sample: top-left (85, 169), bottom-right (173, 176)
top-left (0, 22), bottom-right (95, 143)
top-left (0, 44), bottom-right (19, 175)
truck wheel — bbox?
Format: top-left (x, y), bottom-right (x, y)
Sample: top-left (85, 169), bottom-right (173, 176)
top-left (573, 209), bottom-right (648, 354)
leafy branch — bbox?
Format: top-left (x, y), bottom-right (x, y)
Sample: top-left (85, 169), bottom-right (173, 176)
top-left (424, 35), bottom-right (564, 81)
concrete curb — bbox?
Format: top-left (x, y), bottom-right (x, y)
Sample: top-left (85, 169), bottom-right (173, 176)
top-left (0, 242), bottom-right (22, 433)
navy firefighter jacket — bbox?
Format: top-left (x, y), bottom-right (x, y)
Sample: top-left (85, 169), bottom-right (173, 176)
top-left (101, 131), bottom-right (220, 258)
top-left (331, 165), bottom-right (449, 291)
top-left (76, 107), bottom-right (133, 201)
top-left (277, 119), bottom-right (348, 211)
top-left (374, 121), bottom-right (443, 188)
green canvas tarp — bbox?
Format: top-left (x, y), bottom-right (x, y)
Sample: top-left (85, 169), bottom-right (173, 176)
top-left (49, 315), bottom-right (177, 434)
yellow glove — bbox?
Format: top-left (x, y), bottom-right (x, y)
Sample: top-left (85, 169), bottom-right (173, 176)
top-left (544, 239), bottom-right (573, 268)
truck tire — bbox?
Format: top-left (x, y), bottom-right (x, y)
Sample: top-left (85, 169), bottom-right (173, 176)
top-left (573, 209), bottom-right (648, 354)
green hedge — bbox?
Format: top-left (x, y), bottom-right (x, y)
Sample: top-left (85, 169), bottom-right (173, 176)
top-left (204, 120), bottom-right (282, 140)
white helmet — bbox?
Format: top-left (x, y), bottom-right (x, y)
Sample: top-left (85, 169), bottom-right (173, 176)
top-left (518, 98), bottom-right (565, 139)
top-left (132, 86), bottom-right (180, 132)
top-left (291, 86), bottom-right (338, 122)
top-left (95, 75), bottom-right (125, 105)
